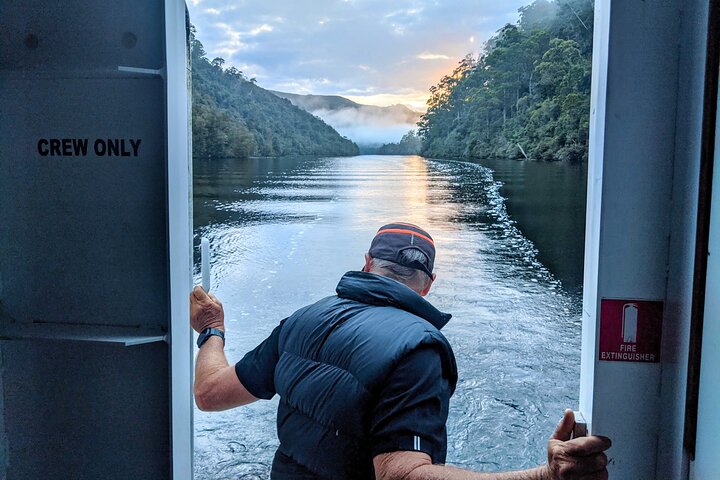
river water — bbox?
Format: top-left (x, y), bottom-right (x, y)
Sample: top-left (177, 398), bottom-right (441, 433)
top-left (193, 155), bottom-right (585, 479)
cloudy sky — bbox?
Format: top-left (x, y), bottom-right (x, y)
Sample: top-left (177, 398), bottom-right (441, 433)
top-left (188, 0), bottom-right (531, 110)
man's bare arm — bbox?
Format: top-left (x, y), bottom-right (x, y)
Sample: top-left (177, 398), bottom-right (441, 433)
top-left (374, 411), bottom-right (610, 480)
top-left (191, 286), bottom-right (258, 411)
top-left (194, 336), bottom-right (257, 411)
top-left (374, 452), bottom-right (551, 480)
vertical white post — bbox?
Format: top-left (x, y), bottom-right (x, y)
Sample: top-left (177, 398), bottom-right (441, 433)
top-left (579, 0), bottom-right (612, 430)
top-left (201, 237), bottom-right (210, 293)
top-left (165, 1), bottom-right (193, 478)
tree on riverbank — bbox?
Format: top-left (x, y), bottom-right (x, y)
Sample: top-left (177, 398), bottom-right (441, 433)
top-left (190, 29), bottom-right (359, 159)
top-left (419, 0), bottom-right (593, 163)
top-left (377, 130), bottom-right (423, 155)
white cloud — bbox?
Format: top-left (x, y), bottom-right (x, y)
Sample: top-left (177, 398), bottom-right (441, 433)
top-left (416, 52), bottom-right (451, 60)
top-left (275, 77), bottom-right (335, 94)
top-left (248, 24), bottom-right (273, 36)
top-left (213, 22), bottom-right (246, 57)
top-left (389, 23), bottom-right (406, 35)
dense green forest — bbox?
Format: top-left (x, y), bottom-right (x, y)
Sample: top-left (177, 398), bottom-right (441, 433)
top-left (190, 30), bottom-right (359, 159)
top-left (419, 0), bottom-right (593, 163)
top-left (377, 130), bottom-right (423, 155)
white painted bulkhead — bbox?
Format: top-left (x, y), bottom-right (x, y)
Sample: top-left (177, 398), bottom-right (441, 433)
top-left (582, 0), bottom-right (717, 479)
top-left (0, 1), bottom-right (192, 478)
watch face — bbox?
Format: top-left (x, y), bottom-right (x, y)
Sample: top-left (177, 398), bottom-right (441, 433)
top-left (197, 330), bottom-right (210, 348)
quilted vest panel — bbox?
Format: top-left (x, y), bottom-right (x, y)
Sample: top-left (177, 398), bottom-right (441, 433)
top-left (273, 295), bottom-right (456, 479)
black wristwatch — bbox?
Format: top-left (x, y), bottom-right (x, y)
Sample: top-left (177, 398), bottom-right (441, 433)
top-left (197, 328), bottom-right (225, 348)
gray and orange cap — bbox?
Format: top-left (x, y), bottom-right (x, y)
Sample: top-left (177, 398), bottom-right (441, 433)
top-left (368, 222), bottom-right (435, 277)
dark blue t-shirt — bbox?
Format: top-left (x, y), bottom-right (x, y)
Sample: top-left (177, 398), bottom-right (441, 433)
top-left (235, 320), bottom-right (451, 477)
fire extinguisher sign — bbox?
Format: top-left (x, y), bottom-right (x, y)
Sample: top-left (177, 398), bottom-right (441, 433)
top-left (599, 299), bottom-right (663, 363)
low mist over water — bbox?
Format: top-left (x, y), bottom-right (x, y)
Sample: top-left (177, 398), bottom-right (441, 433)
top-left (193, 155), bottom-right (581, 478)
top-left (311, 106), bottom-right (418, 146)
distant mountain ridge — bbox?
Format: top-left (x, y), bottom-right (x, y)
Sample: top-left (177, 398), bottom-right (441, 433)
top-left (270, 91), bottom-right (422, 125)
top-left (270, 91), bottom-right (422, 151)
top-left (190, 33), bottom-right (358, 159)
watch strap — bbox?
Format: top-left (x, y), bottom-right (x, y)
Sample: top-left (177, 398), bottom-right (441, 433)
top-left (197, 327), bottom-right (225, 348)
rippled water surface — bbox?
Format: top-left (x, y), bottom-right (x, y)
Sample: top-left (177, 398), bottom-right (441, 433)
top-left (193, 155), bottom-right (582, 479)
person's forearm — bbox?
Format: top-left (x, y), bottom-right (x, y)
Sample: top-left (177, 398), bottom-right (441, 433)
top-left (374, 454), bottom-right (550, 480)
top-left (406, 465), bottom-right (549, 480)
top-left (190, 287), bottom-right (258, 411)
top-left (194, 336), bottom-right (230, 409)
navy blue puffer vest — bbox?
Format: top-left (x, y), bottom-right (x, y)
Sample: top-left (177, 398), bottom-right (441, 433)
top-left (273, 271), bottom-right (457, 479)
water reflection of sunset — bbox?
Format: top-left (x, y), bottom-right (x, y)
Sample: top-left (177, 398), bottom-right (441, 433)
top-left (347, 155), bottom-right (445, 228)
top-left (400, 155), bottom-right (430, 221)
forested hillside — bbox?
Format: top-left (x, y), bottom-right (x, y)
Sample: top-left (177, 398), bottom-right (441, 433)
top-left (190, 32), bottom-right (359, 159)
top-left (419, 0), bottom-right (593, 163)
top-left (377, 131), bottom-right (423, 155)
top-left (270, 92), bottom-right (360, 111)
